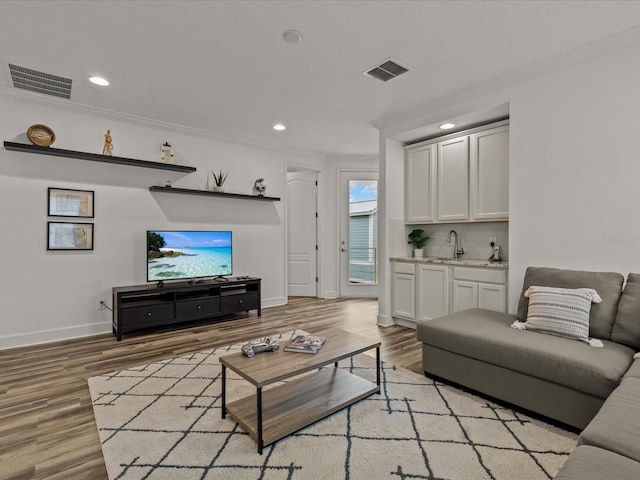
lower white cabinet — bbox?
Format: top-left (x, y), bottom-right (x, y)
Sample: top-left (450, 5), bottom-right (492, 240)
top-left (478, 283), bottom-right (507, 312)
top-left (451, 266), bottom-right (507, 313)
top-left (451, 280), bottom-right (478, 312)
top-left (391, 262), bottom-right (415, 319)
top-left (391, 261), bottom-right (507, 324)
top-left (416, 264), bottom-right (449, 321)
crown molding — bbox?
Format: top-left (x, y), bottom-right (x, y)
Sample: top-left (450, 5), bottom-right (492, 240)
top-left (0, 86), bottom-right (325, 161)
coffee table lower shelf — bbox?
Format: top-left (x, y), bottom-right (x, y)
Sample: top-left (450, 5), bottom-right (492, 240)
top-left (225, 367), bottom-right (379, 451)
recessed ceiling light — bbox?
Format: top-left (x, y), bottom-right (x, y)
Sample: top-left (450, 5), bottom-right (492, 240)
top-left (439, 123), bottom-right (455, 130)
top-left (283, 30), bottom-right (302, 43)
top-left (273, 123), bottom-right (286, 131)
top-left (89, 76), bottom-right (109, 86)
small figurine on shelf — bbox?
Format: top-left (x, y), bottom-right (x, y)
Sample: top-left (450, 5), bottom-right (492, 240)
top-left (102, 129), bottom-right (113, 156)
top-left (160, 142), bottom-right (173, 163)
top-left (254, 178), bottom-right (267, 196)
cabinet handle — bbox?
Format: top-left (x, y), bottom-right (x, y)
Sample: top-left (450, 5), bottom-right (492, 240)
top-left (239, 300), bottom-right (243, 304)
top-left (197, 305), bottom-right (202, 310)
top-left (147, 312), bottom-right (152, 316)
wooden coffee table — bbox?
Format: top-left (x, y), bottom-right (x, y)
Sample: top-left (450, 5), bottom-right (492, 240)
top-left (220, 328), bottom-right (381, 454)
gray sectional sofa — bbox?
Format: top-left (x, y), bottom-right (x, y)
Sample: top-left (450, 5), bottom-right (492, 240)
top-left (416, 267), bottom-right (640, 479)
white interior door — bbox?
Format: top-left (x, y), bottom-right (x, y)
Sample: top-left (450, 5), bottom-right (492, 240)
top-left (287, 171), bottom-right (318, 297)
top-left (339, 170), bottom-right (379, 298)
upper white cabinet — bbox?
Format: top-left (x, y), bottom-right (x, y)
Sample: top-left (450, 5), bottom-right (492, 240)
top-left (437, 136), bottom-right (469, 222)
top-left (470, 125), bottom-right (509, 220)
top-left (405, 144), bottom-right (436, 223)
top-left (405, 120), bottom-right (509, 224)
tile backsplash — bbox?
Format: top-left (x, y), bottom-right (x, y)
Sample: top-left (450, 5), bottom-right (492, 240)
top-left (402, 222), bottom-right (509, 261)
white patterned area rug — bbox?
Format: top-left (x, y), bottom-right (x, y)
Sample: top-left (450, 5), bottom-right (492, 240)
top-left (88, 331), bottom-right (577, 480)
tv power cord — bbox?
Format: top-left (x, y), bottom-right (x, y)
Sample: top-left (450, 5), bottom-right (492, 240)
top-left (99, 300), bottom-right (113, 312)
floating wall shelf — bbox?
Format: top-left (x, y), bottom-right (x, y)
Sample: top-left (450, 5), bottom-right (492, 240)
top-left (3, 141), bottom-right (197, 173)
top-left (149, 185), bottom-right (281, 201)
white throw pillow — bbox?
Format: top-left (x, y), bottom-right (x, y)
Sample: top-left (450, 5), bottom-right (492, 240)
top-left (511, 286), bottom-right (603, 346)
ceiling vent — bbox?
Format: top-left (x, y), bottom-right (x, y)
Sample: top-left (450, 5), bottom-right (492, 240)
top-left (9, 63), bottom-right (72, 99)
top-left (362, 58), bottom-right (409, 82)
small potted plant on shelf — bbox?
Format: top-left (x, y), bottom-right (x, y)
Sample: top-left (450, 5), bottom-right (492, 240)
top-left (408, 229), bottom-right (429, 257)
top-left (210, 169), bottom-right (228, 193)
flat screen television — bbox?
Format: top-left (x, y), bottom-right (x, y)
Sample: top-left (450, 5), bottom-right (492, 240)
top-left (147, 230), bottom-right (232, 283)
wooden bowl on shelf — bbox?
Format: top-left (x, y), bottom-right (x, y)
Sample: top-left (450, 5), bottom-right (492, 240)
top-left (27, 124), bottom-right (56, 147)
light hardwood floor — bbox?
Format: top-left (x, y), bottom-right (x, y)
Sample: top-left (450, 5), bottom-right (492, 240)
top-left (0, 297), bottom-right (421, 480)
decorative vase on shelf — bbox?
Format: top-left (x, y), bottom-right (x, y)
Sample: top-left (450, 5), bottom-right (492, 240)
top-left (414, 249), bottom-right (424, 258)
top-left (209, 169), bottom-right (229, 193)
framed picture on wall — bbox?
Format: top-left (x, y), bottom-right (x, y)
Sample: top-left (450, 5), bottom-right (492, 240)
top-left (47, 222), bottom-right (94, 250)
top-left (48, 187), bottom-right (94, 218)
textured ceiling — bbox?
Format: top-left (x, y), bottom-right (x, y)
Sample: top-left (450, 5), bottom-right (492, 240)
top-left (1, 1), bottom-right (640, 156)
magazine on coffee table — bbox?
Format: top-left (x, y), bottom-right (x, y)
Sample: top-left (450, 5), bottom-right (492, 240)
top-left (284, 334), bottom-right (326, 354)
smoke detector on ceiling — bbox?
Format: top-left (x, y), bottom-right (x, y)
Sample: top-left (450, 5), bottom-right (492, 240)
top-left (8, 63), bottom-right (72, 99)
top-left (362, 58), bottom-right (410, 82)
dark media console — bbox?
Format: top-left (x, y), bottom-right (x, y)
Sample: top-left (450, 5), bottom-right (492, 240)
top-left (112, 277), bottom-right (261, 341)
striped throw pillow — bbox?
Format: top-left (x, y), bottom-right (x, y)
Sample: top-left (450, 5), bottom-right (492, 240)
top-left (521, 286), bottom-right (602, 343)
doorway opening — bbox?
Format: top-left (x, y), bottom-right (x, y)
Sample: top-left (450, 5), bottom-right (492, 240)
top-left (339, 171), bottom-right (379, 298)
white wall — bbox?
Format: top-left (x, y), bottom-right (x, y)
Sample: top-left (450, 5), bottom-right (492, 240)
top-left (379, 40), bottom-right (640, 315)
top-left (507, 42), bottom-right (640, 311)
top-left (0, 93), bottom-right (324, 348)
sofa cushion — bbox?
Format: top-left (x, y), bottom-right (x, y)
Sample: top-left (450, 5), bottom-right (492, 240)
top-left (622, 358), bottom-right (640, 380)
top-left (611, 273), bottom-right (640, 350)
top-left (417, 308), bottom-right (633, 399)
top-left (515, 267), bottom-right (624, 340)
top-left (554, 445), bottom-right (640, 480)
top-left (578, 376), bottom-right (640, 463)
top-left (521, 286), bottom-right (601, 344)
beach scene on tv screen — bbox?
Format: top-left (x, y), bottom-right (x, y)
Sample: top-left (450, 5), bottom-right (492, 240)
top-left (147, 231), bottom-right (232, 281)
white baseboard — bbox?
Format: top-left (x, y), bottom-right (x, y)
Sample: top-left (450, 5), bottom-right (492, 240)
top-left (377, 313), bottom-right (394, 327)
top-left (323, 291), bottom-right (338, 299)
top-left (0, 322), bottom-right (112, 350)
top-left (393, 317), bottom-right (418, 330)
top-left (262, 296), bottom-right (287, 308)
top-left (0, 295), bottom-right (307, 351)
top-left (1, 299), bottom-right (288, 351)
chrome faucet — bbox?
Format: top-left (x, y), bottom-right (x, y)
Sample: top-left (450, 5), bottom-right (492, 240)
top-left (448, 230), bottom-right (464, 258)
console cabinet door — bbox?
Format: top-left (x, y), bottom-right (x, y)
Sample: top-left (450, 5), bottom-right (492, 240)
top-left (416, 264), bottom-right (449, 321)
top-left (470, 125), bottom-right (509, 220)
top-left (405, 144), bottom-right (436, 223)
top-left (437, 136), bottom-right (469, 222)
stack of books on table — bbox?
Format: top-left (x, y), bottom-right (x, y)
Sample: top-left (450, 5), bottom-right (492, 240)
top-left (284, 334), bottom-right (326, 354)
